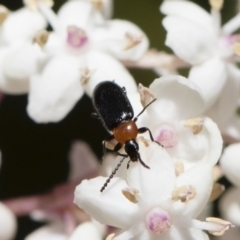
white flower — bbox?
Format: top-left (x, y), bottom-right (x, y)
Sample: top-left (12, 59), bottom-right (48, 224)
top-left (160, 0), bottom-right (240, 140)
top-left (27, 0), bottom-right (149, 123)
top-left (74, 138), bottom-right (232, 239)
top-left (0, 3), bottom-right (47, 93)
top-left (0, 202), bottom-right (17, 240)
top-left (136, 75), bottom-right (223, 170)
top-left (219, 143), bottom-right (240, 226)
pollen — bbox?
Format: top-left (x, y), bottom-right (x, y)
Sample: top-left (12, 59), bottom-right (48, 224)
top-left (90, 0), bottom-right (103, 11)
top-left (174, 160), bottom-right (184, 176)
top-left (33, 30), bottom-right (50, 48)
top-left (23, 0), bottom-right (54, 11)
top-left (232, 42), bottom-right (240, 57)
top-left (138, 83), bottom-right (155, 107)
top-left (184, 118), bottom-right (204, 135)
top-left (172, 185), bottom-right (196, 202)
top-left (209, 0), bottom-right (224, 11)
top-left (0, 5), bottom-right (9, 26)
top-left (123, 32), bottom-right (142, 50)
top-left (206, 217), bottom-right (234, 236)
top-left (80, 68), bottom-right (96, 85)
top-left (122, 188), bottom-right (139, 203)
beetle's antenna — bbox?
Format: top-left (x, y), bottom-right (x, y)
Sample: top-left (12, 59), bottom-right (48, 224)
top-left (100, 156), bottom-right (126, 192)
top-left (134, 99), bottom-right (156, 122)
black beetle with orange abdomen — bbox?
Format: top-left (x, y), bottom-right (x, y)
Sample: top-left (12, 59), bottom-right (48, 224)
top-left (92, 81), bottom-right (158, 192)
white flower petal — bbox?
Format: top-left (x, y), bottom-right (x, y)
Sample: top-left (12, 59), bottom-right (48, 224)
top-left (189, 57), bottom-right (227, 109)
top-left (207, 64), bottom-right (240, 132)
top-left (172, 162), bottom-right (213, 219)
top-left (219, 187), bottom-right (240, 226)
top-left (2, 7), bottom-right (46, 44)
top-left (162, 16), bottom-right (216, 65)
top-left (170, 117), bottom-right (222, 169)
top-left (92, 19), bottom-right (149, 61)
top-left (0, 203), bottom-right (16, 240)
top-left (68, 141), bottom-right (99, 182)
top-left (69, 222), bottom-right (103, 240)
top-left (74, 176), bottom-right (140, 229)
top-left (127, 139), bottom-right (176, 206)
top-left (57, 0), bottom-right (102, 32)
top-left (160, 0), bottom-right (212, 27)
top-left (83, 51), bottom-right (137, 96)
top-left (220, 143), bottom-right (240, 188)
top-left (0, 43), bottom-right (45, 94)
top-left (25, 222), bottom-right (66, 240)
top-left (149, 75), bottom-right (205, 121)
top-left (27, 55), bottom-right (84, 123)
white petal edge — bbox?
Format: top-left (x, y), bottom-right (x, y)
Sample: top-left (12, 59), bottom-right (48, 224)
top-left (83, 51), bottom-right (137, 97)
top-left (219, 187), bottom-right (240, 226)
top-left (127, 138), bottom-right (176, 206)
top-left (2, 7), bottom-right (46, 44)
top-left (91, 19), bottom-right (149, 61)
top-left (0, 203), bottom-right (17, 240)
top-left (189, 57), bottom-right (227, 110)
top-left (160, 0), bottom-right (212, 28)
top-left (24, 222), bottom-right (66, 240)
top-left (220, 143), bottom-right (240, 188)
top-left (162, 16), bottom-right (216, 65)
top-left (149, 75), bottom-right (205, 121)
top-left (74, 176), bottom-right (140, 229)
top-left (27, 55), bottom-right (84, 123)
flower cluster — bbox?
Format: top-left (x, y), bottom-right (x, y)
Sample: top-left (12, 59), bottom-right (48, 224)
top-left (0, 0), bottom-right (239, 239)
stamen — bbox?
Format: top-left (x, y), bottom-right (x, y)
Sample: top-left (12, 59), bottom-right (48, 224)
top-left (33, 30), bottom-right (50, 48)
top-left (191, 218), bottom-right (234, 236)
top-left (184, 118), bottom-right (204, 135)
top-left (123, 32), bottom-right (142, 50)
top-left (90, 0), bottom-right (103, 10)
top-left (67, 26), bottom-right (88, 49)
top-left (146, 208), bottom-right (171, 234)
top-left (209, 0), bottom-right (224, 11)
top-left (0, 5), bottom-right (9, 26)
top-left (122, 188), bottom-right (139, 203)
top-left (213, 165), bottom-right (223, 182)
top-left (80, 68), bottom-right (96, 85)
top-left (138, 83), bottom-right (155, 107)
top-left (172, 185), bottom-right (196, 202)
top-left (209, 183), bottom-right (225, 202)
top-left (156, 126), bottom-right (178, 148)
top-left (174, 160), bottom-right (184, 176)
top-left (232, 42), bottom-right (240, 57)
top-left (23, 0), bottom-right (53, 11)
top-left (105, 233), bottom-right (115, 240)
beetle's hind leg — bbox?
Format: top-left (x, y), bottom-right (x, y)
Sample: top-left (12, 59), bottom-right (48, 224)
top-left (138, 127), bottom-right (162, 146)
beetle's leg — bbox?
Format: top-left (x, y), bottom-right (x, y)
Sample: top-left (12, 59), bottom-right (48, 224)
top-left (138, 153), bottom-right (150, 169)
top-left (138, 127), bottom-right (162, 146)
top-left (127, 159), bottom-right (131, 169)
top-left (91, 112), bottom-right (100, 119)
top-left (100, 156), bottom-right (127, 192)
top-left (133, 99), bottom-right (156, 122)
top-left (102, 135), bottom-right (115, 157)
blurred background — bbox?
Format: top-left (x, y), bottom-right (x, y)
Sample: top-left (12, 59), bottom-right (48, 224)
top-left (0, 0), bottom-right (237, 239)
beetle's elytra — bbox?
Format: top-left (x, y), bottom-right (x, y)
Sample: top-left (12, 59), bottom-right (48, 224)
top-left (92, 81), bottom-right (158, 192)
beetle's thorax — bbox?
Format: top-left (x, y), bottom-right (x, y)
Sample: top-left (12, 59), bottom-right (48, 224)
top-left (113, 120), bottom-right (138, 144)
top-left (124, 139), bottom-right (139, 161)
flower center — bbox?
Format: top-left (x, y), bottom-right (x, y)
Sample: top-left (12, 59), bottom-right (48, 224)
top-left (67, 26), bottom-right (88, 49)
top-left (146, 208), bottom-right (171, 234)
top-left (156, 126), bottom-right (177, 148)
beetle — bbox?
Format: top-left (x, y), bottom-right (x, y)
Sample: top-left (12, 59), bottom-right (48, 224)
top-left (92, 81), bottom-right (158, 192)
